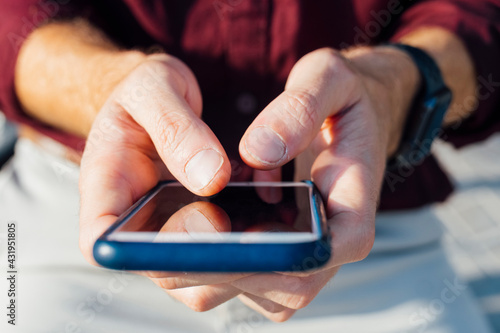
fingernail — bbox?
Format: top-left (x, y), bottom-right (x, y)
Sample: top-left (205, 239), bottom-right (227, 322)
top-left (244, 126), bottom-right (286, 165)
top-left (185, 149), bottom-right (223, 190)
top-left (184, 209), bottom-right (219, 235)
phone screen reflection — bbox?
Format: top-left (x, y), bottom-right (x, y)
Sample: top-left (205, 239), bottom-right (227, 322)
top-left (115, 184), bottom-right (313, 236)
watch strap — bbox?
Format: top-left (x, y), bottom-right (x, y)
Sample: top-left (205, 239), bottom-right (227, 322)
top-left (384, 43), bottom-right (452, 172)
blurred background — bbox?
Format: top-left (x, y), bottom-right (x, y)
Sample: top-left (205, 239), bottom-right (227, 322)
top-left (433, 136), bottom-right (500, 331)
top-left (0, 113), bottom-right (16, 169)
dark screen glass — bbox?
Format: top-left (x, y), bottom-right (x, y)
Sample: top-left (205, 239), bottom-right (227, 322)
top-left (114, 184), bottom-right (313, 235)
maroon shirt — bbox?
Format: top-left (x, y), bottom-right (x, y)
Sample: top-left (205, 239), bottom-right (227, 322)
top-left (1, 0), bottom-right (500, 210)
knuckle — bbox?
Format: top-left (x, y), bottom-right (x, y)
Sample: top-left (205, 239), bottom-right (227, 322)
top-left (281, 90), bottom-right (320, 130)
top-left (316, 48), bottom-right (352, 73)
top-left (143, 55), bottom-right (193, 95)
top-left (186, 295), bottom-right (214, 312)
top-left (155, 112), bottom-right (194, 156)
top-left (314, 48), bottom-right (361, 94)
top-left (354, 222), bottom-right (375, 262)
top-left (148, 62), bottom-right (183, 91)
top-left (258, 299), bottom-right (283, 313)
top-left (278, 275), bottom-right (314, 309)
top-left (312, 47), bottom-right (342, 63)
top-left (288, 292), bottom-right (314, 310)
top-left (270, 311), bottom-right (295, 323)
top-left (156, 278), bottom-right (181, 290)
top-left (140, 60), bottom-right (168, 84)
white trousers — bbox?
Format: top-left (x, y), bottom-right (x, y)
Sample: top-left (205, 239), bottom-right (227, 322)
top-left (0, 139), bottom-right (493, 333)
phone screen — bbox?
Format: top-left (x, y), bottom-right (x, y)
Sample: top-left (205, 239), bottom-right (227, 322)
top-left (106, 182), bottom-right (321, 243)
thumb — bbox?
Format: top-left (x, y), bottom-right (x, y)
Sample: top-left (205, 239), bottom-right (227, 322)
top-left (239, 48), bottom-right (360, 169)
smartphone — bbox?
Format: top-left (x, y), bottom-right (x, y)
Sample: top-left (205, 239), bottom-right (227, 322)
top-left (93, 180), bottom-right (331, 272)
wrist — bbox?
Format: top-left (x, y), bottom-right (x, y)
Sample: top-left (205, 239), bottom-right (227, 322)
top-left (342, 46), bottom-right (421, 157)
top-left (15, 21), bottom-right (148, 137)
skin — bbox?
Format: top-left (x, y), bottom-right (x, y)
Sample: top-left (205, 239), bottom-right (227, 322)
top-left (15, 19), bottom-right (476, 322)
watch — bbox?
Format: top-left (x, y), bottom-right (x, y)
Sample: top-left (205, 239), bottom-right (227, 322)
top-left (384, 43), bottom-right (452, 172)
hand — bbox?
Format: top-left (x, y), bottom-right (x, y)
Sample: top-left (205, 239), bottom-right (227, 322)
top-left (233, 47), bottom-right (420, 321)
top-left (78, 53), bottom-right (235, 271)
top-left (149, 47), bottom-right (419, 321)
top-left (22, 21), bottom-right (470, 322)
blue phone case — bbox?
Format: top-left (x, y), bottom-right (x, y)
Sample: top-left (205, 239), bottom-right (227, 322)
top-left (93, 180), bottom-right (331, 272)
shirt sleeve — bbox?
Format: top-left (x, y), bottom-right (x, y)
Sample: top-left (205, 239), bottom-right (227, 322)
top-left (388, 0), bottom-right (500, 148)
top-left (0, 0), bottom-right (88, 151)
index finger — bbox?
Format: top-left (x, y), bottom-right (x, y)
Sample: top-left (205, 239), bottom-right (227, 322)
top-left (115, 56), bottom-right (231, 196)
